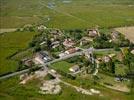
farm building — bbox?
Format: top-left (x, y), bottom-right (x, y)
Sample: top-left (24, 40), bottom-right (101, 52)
top-left (87, 29), bottom-right (100, 38)
top-left (63, 39), bottom-right (75, 48)
top-left (69, 65), bottom-right (80, 73)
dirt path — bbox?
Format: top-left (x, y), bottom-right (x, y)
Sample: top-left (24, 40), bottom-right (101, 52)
top-left (60, 80), bottom-right (93, 95)
top-left (0, 28), bottom-right (17, 34)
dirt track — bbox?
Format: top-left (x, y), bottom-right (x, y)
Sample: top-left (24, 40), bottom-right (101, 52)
top-left (0, 28), bottom-right (17, 34)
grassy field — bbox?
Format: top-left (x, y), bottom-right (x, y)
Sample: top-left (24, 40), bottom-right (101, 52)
top-left (62, 75), bottom-right (134, 100)
top-left (1, 0), bottom-right (134, 29)
top-left (0, 75), bottom-right (133, 100)
top-left (51, 61), bottom-right (74, 73)
top-left (0, 76), bottom-right (106, 100)
top-left (0, 31), bottom-right (37, 75)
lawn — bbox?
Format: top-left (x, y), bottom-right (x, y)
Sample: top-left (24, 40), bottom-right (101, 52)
top-left (95, 50), bottom-right (119, 57)
top-left (51, 61), bottom-right (74, 73)
top-left (0, 31), bottom-right (37, 75)
top-left (115, 64), bottom-right (128, 75)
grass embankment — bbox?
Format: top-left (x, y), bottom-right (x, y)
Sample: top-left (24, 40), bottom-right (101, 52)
top-left (0, 31), bottom-right (37, 75)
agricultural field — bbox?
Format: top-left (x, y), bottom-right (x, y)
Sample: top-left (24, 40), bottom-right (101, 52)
top-left (0, 31), bottom-right (37, 75)
top-left (115, 26), bottom-right (134, 43)
top-left (1, 0), bottom-right (134, 29)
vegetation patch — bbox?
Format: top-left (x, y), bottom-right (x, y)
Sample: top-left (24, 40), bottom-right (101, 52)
top-left (0, 31), bottom-right (37, 75)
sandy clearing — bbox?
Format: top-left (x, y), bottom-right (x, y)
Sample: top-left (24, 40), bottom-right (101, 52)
top-left (0, 28), bottom-right (17, 34)
top-left (115, 26), bottom-right (134, 43)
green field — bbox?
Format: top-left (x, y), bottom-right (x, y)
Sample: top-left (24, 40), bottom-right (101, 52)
top-left (0, 75), bottom-right (133, 100)
top-left (1, 0), bottom-right (134, 29)
top-left (0, 76), bottom-right (104, 100)
top-left (51, 61), bottom-right (74, 73)
top-left (0, 31), bottom-right (37, 75)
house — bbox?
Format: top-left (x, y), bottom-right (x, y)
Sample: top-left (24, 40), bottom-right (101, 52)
top-left (108, 53), bottom-right (116, 58)
top-left (131, 49), bottom-right (134, 55)
top-left (37, 25), bottom-right (47, 31)
top-left (40, 41), bottom-right (46, 45)
top-left (59, 52), bottom-right (67, 58)
top-left (80, 37), bottom-right (93, 46)
top-left (59, 48), bottom-right (78, 58)
top-left (51, 41), bottom-right (60, 48)
top-left (111, 31), bottom-right (120, 41)
top-left (34, 51), bottom-right (51, 64)
top-left (50, 29), bottom-right (62, 35)
top-left (49, 29), bottom-right (62, 40)
top-left (81, 37), bottom-right (93, 41)
top-left (63, 39), bottom-right (75, 48)
top-left (21, 58), bottom-right (33, 67)
top-left (65, 48), bottom-right (78, 54)
top-left (69, 65), bottom-right (80, 73)
top-left (95, 58), bottom-right (102, 64)
top-left (87, 29), bottom-right (99, 38)
top-left (103, 56), bottom-right (111, 63)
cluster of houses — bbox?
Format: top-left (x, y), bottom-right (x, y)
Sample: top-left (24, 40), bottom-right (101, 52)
top-left (33, 51), bottom-right (52, 64)
top-left (21, 26), bottom-right (134, 76)
top-left (87, 29), bottom-right (100, 38)
top-left (95, 53), bottom-right (116, 64)
top-left (59, 47), bottom-right (79, 58)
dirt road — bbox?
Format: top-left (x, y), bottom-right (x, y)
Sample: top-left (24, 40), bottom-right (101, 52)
top-left (0, 28), bottom-right (17, 34)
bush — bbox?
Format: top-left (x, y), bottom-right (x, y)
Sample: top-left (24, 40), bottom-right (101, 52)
top-left (56, 69), bottom-right (76, 80)
top-left (29, 41), bottom-right (36, 47)
top-left (44, 73), bottom-right (55, 80)
top-left (66, 56), bottom-right (80, 63)
top-left (33, 45), bottom-right (41, 52)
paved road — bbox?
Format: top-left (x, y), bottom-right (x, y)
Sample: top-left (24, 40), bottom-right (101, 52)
top-left (0, 69), bottom-right (29, 80)
top-left (0, 48), bottom-right (115, 80)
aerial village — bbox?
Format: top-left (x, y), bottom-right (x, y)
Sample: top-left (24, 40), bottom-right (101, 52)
top-left (8, 24), bottom-right (134, 96)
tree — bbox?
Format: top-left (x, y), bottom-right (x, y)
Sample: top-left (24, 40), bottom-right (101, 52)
top-left (29, 27), bottom-right (34, 32)
top-left (111, 62), bottom-right (115, 74)
top-left (17, 61), bottom-right (23, 70)
top-left (74, 29), bottom-right (82, 33)
top-left (114, 43), bottom-right (120, 51)
top-left (93, 75), bottom-right (99, 85)
top-left (34, 45), bottom-right (41, 52)
top-left (29, 41), bottom-right (36, 47)
top-left (83, 58), bottom-right (90, 74)
top-left (46, 39), bottom-right (52, 50)
top-left (75, 32), bottom-right (82, 40)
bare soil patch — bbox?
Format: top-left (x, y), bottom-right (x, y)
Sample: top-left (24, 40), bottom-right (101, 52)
top-left (115, 26), bottom-right (134, 43)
